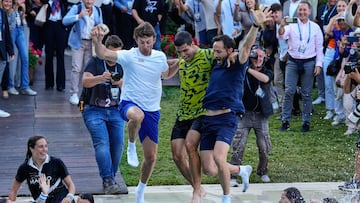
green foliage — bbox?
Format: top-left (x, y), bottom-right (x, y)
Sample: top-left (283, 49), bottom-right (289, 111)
top-left (120, 86), bottom-right (354, 186)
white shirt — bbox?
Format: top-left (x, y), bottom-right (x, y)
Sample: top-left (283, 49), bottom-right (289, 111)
top-left (289, 0), bottom-right (300, 18)
top-left (116, 48), bottom-right (168, 111)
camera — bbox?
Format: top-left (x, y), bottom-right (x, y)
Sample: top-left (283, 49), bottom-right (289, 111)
top-left (344, 62), bottom-right (360, 74)
top-left (111, 72), bottom-right (122, 81)
top-left (249, 49), bottom-right (258, 59)
top-left (285, 17), bottom-right (298, 24)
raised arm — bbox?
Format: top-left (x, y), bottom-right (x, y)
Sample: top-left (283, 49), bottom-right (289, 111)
top-left (91, 25), bottom-right (118, 62)
top-left (238, 8), bottom-right (271, 64)
top-left (162, 58), bottom-right (179, 79)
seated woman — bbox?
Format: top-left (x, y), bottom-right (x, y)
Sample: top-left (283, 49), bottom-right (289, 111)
top-left (8, 135), bottom-right (76, 203)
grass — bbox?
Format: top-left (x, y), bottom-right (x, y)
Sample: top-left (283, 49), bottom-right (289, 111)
top-left (120, 86), bottom-right (356, 186)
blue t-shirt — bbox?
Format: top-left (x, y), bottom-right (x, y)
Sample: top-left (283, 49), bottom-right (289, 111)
top-left (202, 59), bottom-right (247, 114)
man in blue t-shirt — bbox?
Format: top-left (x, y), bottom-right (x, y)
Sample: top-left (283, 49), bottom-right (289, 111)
top-left (198, 8), bottom-right (270, 203)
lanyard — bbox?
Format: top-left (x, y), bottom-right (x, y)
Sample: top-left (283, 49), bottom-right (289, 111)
top-left (321, 3), bottom-right (336, 25)
top-left (103, 60), bottom-right (117, 73)
top-left (193, 0), bottom-right (200, 14)
top-left (229, 0), bottom-right (233, 16)
top-left (245, 72), bottom-right (261, 94)
top-left (297, 21), bottom-right (311, 44)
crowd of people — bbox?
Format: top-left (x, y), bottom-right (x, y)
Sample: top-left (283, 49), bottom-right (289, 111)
top-left (5, 0), bottom-right (360, 202)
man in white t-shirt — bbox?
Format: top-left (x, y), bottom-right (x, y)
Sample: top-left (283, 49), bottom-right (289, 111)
top-left (91, 22), bottom-right (179, 203)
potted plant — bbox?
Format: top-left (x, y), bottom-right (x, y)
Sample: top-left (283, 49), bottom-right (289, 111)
top-left (28, 42), bottom-right (42, 85)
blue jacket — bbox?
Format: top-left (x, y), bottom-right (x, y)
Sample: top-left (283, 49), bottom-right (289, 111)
top-left (62, 3), bottom-right (102, 49)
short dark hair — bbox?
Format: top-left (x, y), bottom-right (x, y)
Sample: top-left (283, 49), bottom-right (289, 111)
top-left (133, 22), bottom-right (156, 40)
top-left (212, 35), bottom-right (236, 50)
top-left (299, 0), bottom-right (312, 10)
top-left (270, 3), bottom-right (282, 12)
top-left (79, 193), bottom-right (94, 203)
top-left (105, 35), bottom-right (123, 49)
top-left (284, 187), bottom-right (305, 203)
top-left (174, 31), bottom-right (193, 47)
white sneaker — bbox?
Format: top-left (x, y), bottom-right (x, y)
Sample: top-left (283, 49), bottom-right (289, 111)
top-left (135, 185), bottom-right (144, 203)
top-left (260, 175), bottom-right (271, 182)
top-left (238, 165), bottom-right (252, 192)
top-left (323, 111), bottom-right (334, 120)
top-left (127, 146), bottom-right (139, 167)
top-left (20, 88), bottom-right (37, 96)
top-left (312, 97), bottom-right (325, 105)
top-left (8, 87), bottom-right (19, 95)
top-left (69, 94), bottom-right (79, 105)
top-left (230, 179), bottom-right (239, 187)
top-left (0, 109), bottom-right (10, 117)
top-left (344, 128), bottom-right (357, 135)
top-left (331, 116), bottom-right (346, 126)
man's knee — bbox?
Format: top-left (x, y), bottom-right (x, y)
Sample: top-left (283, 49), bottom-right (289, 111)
top-left (127, 108), bottom-right (145, 123)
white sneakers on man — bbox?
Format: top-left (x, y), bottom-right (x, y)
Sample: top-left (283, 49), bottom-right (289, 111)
top-left (0, 109), bottom-right (10, 117)
top-left (323, 110), bottom-right (334, 120)
top-left (238, 165), bottom-right (252, 192)
top-left (312, 97), bottom-right (325, 105)
top-left (8, 87), bottom-right (19, 95)
top-left (69, 94), bottom-right (79, 105)
top-left (127, 141), bottom-right (139, 167)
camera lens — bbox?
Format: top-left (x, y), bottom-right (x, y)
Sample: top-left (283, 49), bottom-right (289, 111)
top-left (111, 72), bottom-right (121, 81)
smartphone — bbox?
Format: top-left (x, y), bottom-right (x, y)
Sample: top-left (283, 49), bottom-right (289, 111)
top-left (285, 17), bottom-right (298, 24)
top-left (347, 36), bottom-right (359, 43)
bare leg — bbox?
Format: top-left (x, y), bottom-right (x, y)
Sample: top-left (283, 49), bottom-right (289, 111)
top-left (140, 137), bottom-right (157, 183)
top-left (355, 148), bottom-right (360, 180)
top-left (127, 106), bottom-right (144, 142)
top-left (135, 137), bottom-right (158, 203)
top-left (126, 106), bottom-right (143, 167)
top-left (171, 138), bottom-right (193, 184)
top-left (185, 130), bottom-right (203, 203)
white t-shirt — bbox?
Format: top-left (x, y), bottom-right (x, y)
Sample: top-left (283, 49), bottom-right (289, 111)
top-left (201, 0), bottom-right (217, 30)
top-left (116, 48), bottom-right (168, 111)
top-left (218, 0), bottom-right (241, 38)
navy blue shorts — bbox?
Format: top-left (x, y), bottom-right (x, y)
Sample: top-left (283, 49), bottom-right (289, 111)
top-left (200, 112), bottom-right (237, 151)
top-left (119, 100), bottom-right (160, 144)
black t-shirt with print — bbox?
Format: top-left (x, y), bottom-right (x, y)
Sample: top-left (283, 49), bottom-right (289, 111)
top-left (15, 156), bottom-right (70, 201)
top-left (83, 56), bottom-right (123, 107)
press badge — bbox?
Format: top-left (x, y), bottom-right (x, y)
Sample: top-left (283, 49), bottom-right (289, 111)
top-left (111, 87), bottom-right (119, 100)
top-left (194, 13), bottom-right (201, 22)
top-left (298, 43), bottom-right (307, 53)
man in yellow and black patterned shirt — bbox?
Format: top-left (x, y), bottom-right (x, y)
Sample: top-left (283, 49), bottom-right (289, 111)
top-left (171, 31), bottom-right (214, 203)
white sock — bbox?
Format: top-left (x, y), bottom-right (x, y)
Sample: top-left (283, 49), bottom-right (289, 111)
top-left (222, 194), bottom-right (231, 203)
top-left (239, 165), bottom-right (247, 176)
top-left (128, 140), bottom-right (136, 151)
top-left (136, 182), bottom-right (146, 203)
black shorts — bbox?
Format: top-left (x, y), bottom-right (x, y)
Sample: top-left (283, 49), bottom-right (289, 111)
top-left (170, 116), bottom-right (203, 140)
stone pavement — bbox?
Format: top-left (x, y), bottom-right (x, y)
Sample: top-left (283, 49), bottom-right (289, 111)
top-left (14, 182), bottom-right (356, 202)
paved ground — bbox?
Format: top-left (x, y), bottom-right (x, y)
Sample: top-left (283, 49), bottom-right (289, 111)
top-left (13, 182), bottom-right (357, 202)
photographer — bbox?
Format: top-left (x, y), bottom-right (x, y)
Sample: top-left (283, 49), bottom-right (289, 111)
top-left (338, 30), bottom-right (360, 135)
top-left (81, 35), bottom-right (125, 194)
top-left (230, 45), bottom-right (273, 186)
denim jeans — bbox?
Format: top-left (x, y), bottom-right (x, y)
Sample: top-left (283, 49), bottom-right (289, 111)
top-left (282, 58), bottom-right (315, 124)
top-left (82, 105), bottom-right (125, 179)
top-left (322, 48), bottom-right (336, 110)
top-left (9, 26), bottom-right (29, 89)
top-left (154, 23), bottom-right (161, 51)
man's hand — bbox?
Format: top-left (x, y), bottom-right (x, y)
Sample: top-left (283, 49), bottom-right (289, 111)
top-left (313, 66), bottom-right (321, 76)
top-left (91, 24), bottom-right (109, 44)
top-left (250, 7), bottom-right (272, 27)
